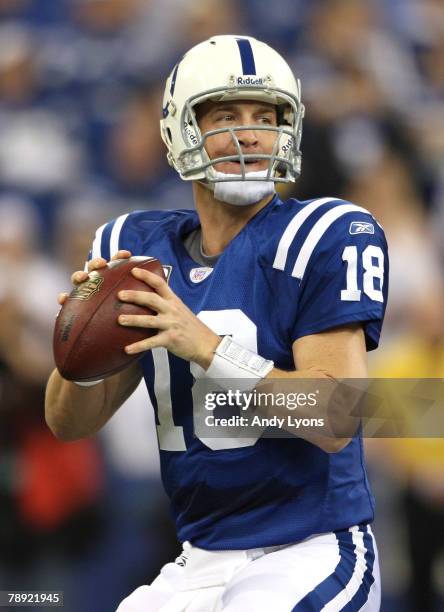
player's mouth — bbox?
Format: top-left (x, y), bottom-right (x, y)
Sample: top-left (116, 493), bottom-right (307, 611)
top-left (221, 159), bottom-right (268, 174)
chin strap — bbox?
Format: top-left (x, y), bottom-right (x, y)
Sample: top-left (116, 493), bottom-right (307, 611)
top-left (201, 170), bottom-right (276, 206)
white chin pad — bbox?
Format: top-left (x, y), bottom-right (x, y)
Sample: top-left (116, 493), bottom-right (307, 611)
top-left (213, 170), bottom-right (275, 206)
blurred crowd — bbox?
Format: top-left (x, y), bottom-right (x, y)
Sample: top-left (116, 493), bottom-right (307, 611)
top-left (0, 0), bottom-right (443, 611)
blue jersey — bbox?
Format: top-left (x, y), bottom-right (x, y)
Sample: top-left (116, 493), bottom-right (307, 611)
top-left (92, 195), bottom-right (388, 550)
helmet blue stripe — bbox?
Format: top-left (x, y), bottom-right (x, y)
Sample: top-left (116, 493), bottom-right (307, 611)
top-left (170, 62), bottom-right (180, 96)
top-left (163, 61), bottom-right (181, 118)
top-left (236, 38), bottom-right (256, 75)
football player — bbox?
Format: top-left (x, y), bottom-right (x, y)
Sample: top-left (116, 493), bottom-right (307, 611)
top-left (46, 36), bottom-right (388, 611)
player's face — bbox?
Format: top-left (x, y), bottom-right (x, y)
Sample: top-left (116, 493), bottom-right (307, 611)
top-left (196, 100), bottom-right (278, 174)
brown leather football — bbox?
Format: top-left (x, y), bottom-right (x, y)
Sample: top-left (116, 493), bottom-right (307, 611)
top-left (53, 257), bottom-right (164, 381)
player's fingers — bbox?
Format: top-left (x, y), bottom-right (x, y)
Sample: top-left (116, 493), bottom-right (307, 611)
top-left (71, 270), bottom-right (89, 284)
top-left (131, 268), bottom-right (173, 299)
top-left (118, 289), bottom-right (168, 313)
top-left (58, 292), bottom-right (69, 305)
top-left (124, 331), bottom-right (169, 355)
top-left (111, 250), bottom-right (132, 261)
top-left (118, 314), bottom-right (167, 329)
top-left (87, 257), bottom-right (108, 272)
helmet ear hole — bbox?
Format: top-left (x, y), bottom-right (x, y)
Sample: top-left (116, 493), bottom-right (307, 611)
top-left (277, 104), bottom-right (292, 127)
top-left (166, 127), bottom-right (173, 144)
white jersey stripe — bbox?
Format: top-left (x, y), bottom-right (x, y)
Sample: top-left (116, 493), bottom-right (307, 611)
top-left (110, 213), bottom-right (130, 258)
top-left (291, 204), bottom-right (369, 279)
top-left (273, 197), bottom-right (338, 271)
top-left (90, 222), bottom-right (107, 261)
top-left (321, 527), bottom-right (367, 611)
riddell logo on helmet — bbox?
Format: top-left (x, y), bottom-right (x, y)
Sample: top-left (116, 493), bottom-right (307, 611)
top-left (237, 76), bottom-right (264, 86)
top-left (185, 125), bottom-right (198, 145)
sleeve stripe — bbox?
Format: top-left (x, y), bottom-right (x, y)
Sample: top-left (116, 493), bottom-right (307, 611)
top-left (291, 204), bottom-right (369, 279)
top-left (91, 222), bottom-right (107, 260)
top-left (273, 197), bottom-right (338, 271)
top-left (110, 213), bottom-right (130, 258)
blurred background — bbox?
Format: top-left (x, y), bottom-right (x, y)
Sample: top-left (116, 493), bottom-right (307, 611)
top-left (0, 0), bottom-right (443, 610)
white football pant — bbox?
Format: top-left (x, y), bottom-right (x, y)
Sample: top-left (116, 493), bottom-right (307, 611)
top-left (116, 524), bottom-right (380, 611)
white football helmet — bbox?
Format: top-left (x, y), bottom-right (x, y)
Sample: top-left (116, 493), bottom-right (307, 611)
top-left (160, 35), bottom-right (304, 184)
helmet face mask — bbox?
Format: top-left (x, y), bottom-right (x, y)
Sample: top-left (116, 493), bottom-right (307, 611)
top-left (160, 36), bottom-right (305, 184)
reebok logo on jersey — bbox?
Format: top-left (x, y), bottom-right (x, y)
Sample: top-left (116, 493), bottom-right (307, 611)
top-left (190, 267), bottom-right (213, 283)
top-left (349, 221), bottom-right (374, 235)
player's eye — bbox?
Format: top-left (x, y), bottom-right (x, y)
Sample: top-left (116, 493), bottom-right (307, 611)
top-left (257, 115), bottom-right (274, 125)
top-left (214, 113), bottom-right (235, 122)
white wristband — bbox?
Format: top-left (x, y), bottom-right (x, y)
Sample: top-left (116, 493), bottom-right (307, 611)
top-left (202, 336), bottom-right (274, 392)
top-left (73, 379), bottom-right (104, 387)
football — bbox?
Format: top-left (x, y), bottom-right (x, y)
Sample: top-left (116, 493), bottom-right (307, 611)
top-left (53, 257), bottom-right (164, 382)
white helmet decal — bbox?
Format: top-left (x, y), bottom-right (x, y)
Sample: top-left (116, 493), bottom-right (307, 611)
top-left (160, 35), bottom-right (305, 185)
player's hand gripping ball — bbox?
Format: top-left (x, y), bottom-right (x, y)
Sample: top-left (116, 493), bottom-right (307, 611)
top-left (53, 257), bottom-right (164, 381)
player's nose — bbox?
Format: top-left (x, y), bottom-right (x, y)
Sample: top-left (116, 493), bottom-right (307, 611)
top-left (236, 128), bottom-right (259, 147)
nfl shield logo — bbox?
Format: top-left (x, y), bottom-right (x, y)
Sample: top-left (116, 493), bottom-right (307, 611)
top-left (190, 267), bottom-right (213, 283)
